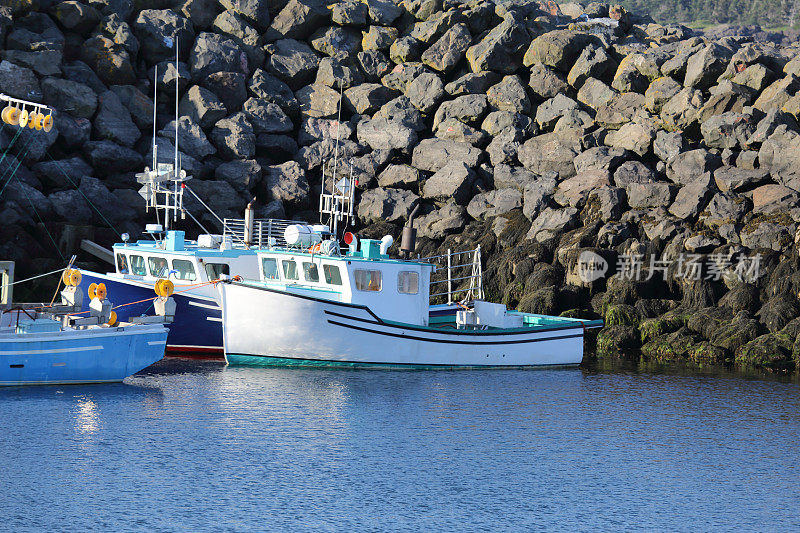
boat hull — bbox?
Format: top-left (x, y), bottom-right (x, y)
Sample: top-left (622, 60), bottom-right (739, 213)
top-left (79, 270), bottom-right (223, 358)
top-left (0, 324), bottom-right (167, 386)
top-left (219, 282), bottom-right (588, 367)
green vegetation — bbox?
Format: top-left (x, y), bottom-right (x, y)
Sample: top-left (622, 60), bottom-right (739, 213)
top-left (613, 0), bottom-right (800, 29)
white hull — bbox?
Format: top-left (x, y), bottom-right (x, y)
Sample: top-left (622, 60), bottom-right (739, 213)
top-left (218, 282), bottom-right (588, 367)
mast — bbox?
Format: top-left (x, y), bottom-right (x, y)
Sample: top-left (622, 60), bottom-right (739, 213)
top-left (171, 37), bottom-right (179, 230)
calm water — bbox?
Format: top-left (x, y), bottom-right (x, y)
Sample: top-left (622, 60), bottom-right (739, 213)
top-left (2, 359), bottom-right (799, 531)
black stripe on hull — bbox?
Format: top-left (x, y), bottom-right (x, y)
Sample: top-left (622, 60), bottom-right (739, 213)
top-left (227, 353), bottom-right (580, 368)
top-left (326, 319), bottom-right (584, 345)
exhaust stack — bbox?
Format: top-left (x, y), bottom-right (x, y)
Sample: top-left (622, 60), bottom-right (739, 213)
top-left (401, 202), bottom-right (420, 259)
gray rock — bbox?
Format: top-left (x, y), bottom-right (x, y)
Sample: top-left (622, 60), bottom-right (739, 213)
top-left (669, 172), bottom-right (716, 219)
top-left (51, 1), bottom-right (101, 34)
top-left (365, 0), bottom-right (403, 25)
top-left (344, 83), bottom-right (397, 114)
top-left (381, 62), bottom-right (426, 91)
top-left (613, 161), bottom-right (658, 187)
top-left (212, 10), bottom-right (265, 68)
top-left (295, 138), bottom-right (362, 170)
top-left (653, 130), bottom-right (688, 163)
top-left (362, 25), bottom-right (398, 51)
top-left (759, 127), bottom-right (800, 191)
top-left (751, 184), bottom-right (800, 214)
top-left (152, 60), bottom-right (191, 93)
top-left (701, 112), bottom-right (756, 150)
top-left (753, 74), bottom-right (800, 113)
top-left (529, 62), bottom-right (570, 102)
top-left (583, 186), bottom-right (627, 223)
top-left (248, 68), bottom-right (299, 115)
top-left (434, 94), bottom-right (488, 130)
top-left (298, 117), bottom-right (353, 145)
top-left (445, 71), bottom-right (500, 96)
top-left (699, 192), bottom-right (751, 229)
top-left (390, 36), bottom-right (423, 64)
top-left (262, 160), bottom-right (309, 208)
top-left (481, 110), bottom-right (533, 138)
top-left (56, 114), bottom-right (92, 149)
top-left (160, 117), bottom-right (216, 160)
top-left (202, 71), bottom-right (248, 114)
top-left (0, 60), bottom-right (41, 101)
top-left (358, 187), bottom-right (419, 224)
top-left (210, 113), bottom-right (256, 160)
top-left (266, 0), bottom-right (328, 41)
top-left (487, 75), bottom-right (530, 114)
top-left (256, 134), bottom-right (298, 160)
top-left (595, 92), bottom-right (646, 129)
top-left (748, 110), bottom-right (798, 146)
top-left (215, 159), bottom-right (262, 192)
top-left (266, 38), bottom-right (319, 90)
top-left (182, 0), bottom-right (221, 30)
top-left (667, 149), bottom-right (722, 186)
top-left (526, 207), bottom-right (579, 242)
top-left (49, 190), bottom-right (92, 224)
top-left (465, 13), bottom-right (530, 74)
top-left (33, 156), bottom-right (92, 191)
top-left (576, 77), bottom-right (615, 109)
top-left (178, 85), bottom-right (227, 129)
top-left (411, 138), bottom-right (482, 173)
top-left (94, 90), bottom-right (140, 148)
top-left (422, 161), bottom-right (476, 205)
top-left (494, 164), bottom-right (538, 190)
top-left (134, 9), bottom-right (195, 64)
top-left (553, 170), bottom-right (611, 208)
top-left (331, 1), bottom-right (368, 26)
top-left (242, 97), bottom-right (293, 133)
top-left (310, 25), bottom-right (361, 57)
top-left (467, 188), bottom-right (522, 220)
top-left (357, 117), bottom-right (418, 151)
top-left (416, 201), bottom-right (467, 239)
top-left (713, 166), bottom-right (771, 193)
top-left (612, 53), bottom-right (659, 93)
top-left (110, 85), bottom-right (154, 130)
top-left (574, 146), bottom-right (628, 174)
top-left (84, 141), bottom-right (142, 176)
top-left (605, 120), bottom-right (657, 157)
top-left (184, 179), bottom-right (246, 220)
top-left (316, 54), bottom-right (364, 89)
top-left (357, 50), bottom-right (391, 81)
top-left (79, 176), bottom-right (136, 224)
top-left (374, 96), bottom-right (426, 131)
top-left (740, 218), bottom-right (795, 251)
top-left (522, 174), bottom-right (557, 220)
top-left (684, 43), bottom-right (733, 90)
top-left (626, 182), bottom-right (676, 209)
top-left (660, 87), bottom-right (705, 131)
top-left (219, 0), bottom-right (270, 30)
top-left (41, 78), bottom-right (97, 119)
top-left (519, 133), bottom-right (581, 179)
top-left (567, 45), bottom-right (614, 88)
top-left (406, 72), bottom-right (445, 114)
top-left (295, 83), bottom-right (341, 118)
top-left (377, 164), bottom-right (420, 189)
top-left (435, 119), bottom-right (488, 146)
top-left (535, 94), bottom-right (578, 130)
top-left (486, 131), bottom-right (521, 166)
top-left (190, 32), bottom-right (246, 80)
top-left (524, 29), bottom-right (593, 73)
top-left (2, 49), bottom-right (62, 77)
top-left (644, 76), bottom-right (682, 113)
top-left (421, 23), bottom-right (471, 73)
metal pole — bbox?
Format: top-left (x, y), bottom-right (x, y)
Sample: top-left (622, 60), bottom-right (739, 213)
top-left (447, 248), bottom-right (452, 305)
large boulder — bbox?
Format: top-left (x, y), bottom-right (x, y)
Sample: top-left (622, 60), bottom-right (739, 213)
top-left (266, 38), bottom-right (319, 89)
top-left (421, 161), bottom-right (476, 205)
top-left (465, 13), bottom-right (530, 74)
top-left (526, 207), bottom-right (579, 242)
top-left (93, 90), bottom-right (140, 148)
top-left (666, 149), bottom-right (722, 186)
top-left (411, 138), bottom-right (482, 173)
top-left (295, 83), bottom-right (341, 118)
top-left (434, 94), bottom-right (489, 129)
top-left (343, 83), bottom-right (397, 114)
top-left (266, 0), bottom-right (328, 41)
top-left (219, 0), bottom-right (271, 30)
top-left (134, 9), bottom-right (195, 64)
top-left (518, 133), bottom-right (581, 180)
top-left (0, 60), bottom-right (41, 101)
top-left (406, 72), bottom-right (445, 114)
top-left (668, 173), bottom-right (716, 219)
top-left (626, 182), bottom-right (676, 209)
top-left (242, 97), bottom-right (293, 133)
top-left (110, 85), bottom-right (154, 130)
top-left (41, 78), bottom-right (97, 119)
top-left (701, 112), bottom-right (756, 150)
top-left (79, 36), bottom-right (136, 86)
top-left (357, 187), bottom-right (419, 224)
top-left (421, 23), bottom-right (471, 73)
top-left (210, 113), bottom-right (256, 159)
top-left (215, 159), bottom-right (262, 192)
top-left (523, 29), bottom-right (593, 73)
top-left (262, 161), bottom-right (309, 208)
top-left (190, 32), bottom-right (246, 80)
top-left (249, 68), bottom-right (299, 115)
top-left (160, 117), bottom-right (216, 160)
top-left (684, 43), bottom-right (733, 89)
top-left (357, 117), bottom-right (418, 152)
top-left (179, 85), bottom-right (227, 129)
top-left (212, 10), bottom-right (265, 68)
top-left (467, 188), bottom-right (522, 220)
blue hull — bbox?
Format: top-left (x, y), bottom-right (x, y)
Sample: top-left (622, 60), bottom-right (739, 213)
top-left (78, 271), bottom-right (223, 357)
top-left (0, 325), bottom-right (167, 386)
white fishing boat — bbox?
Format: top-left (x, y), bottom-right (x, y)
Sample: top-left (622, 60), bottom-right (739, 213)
top-left (217, 165), bottom-right (603, 368)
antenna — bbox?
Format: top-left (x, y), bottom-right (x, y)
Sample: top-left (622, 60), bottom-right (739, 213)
top-left (152, 64), bottom-right (158, 172)
top-left (172, 36), bottom-right (179, 230)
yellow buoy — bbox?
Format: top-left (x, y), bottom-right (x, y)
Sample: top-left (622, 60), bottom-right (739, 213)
top-left (88, 282), bottom-right (98, 299)
top-left (107, 311), bottom-right (119, 327)
top-left (161, 279), bottom-right (174, 297)
top-left (69, 269), bottom-right (82, 287)
top-left (1, 106), bottom-right (12, 124)
top-left (34, 113), bottom-right (44, 130)
top-left (62, 269), bottom-right (72, 286)
top-left (28, 112), bottom-right (39, 129)
top-left (42, 114), bottom-right (53, 132)
top-left (6, 108), bottom-right (20, 126)
top-left (18, 109), bottom-right (29, 128)
top-left (154, 279), bottom-right (163, 297)
top-left (95, 283), bottom-right (107, 300)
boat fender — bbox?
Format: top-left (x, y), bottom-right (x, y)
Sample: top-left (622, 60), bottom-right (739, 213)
top-left (88, 282), bottom-right (98, 300)
top-left (95, 283), bottom-right (107, 301)
top-left (107, 311), bottom-right (119, 327)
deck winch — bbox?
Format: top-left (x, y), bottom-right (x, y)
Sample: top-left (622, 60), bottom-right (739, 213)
top-left (0, 93), bottom-right (54, 132)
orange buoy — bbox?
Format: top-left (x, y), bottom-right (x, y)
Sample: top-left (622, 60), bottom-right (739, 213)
top-left (42, 114), bottom-right (53, 132)
top-left (6, 107), bottom-right (20, 126)
top-left (107, 311), bottom-right (119, 327)
top-left (62, 269), bottom-right (72, 286)
top-left (1, 106), bottom-right (11, 124)
top-left (27, 112), bottom-right (37, 129)
top-left (95, 282), bottom-right (107, 300)
top-left (69, 269), bottom-right (82, 287)
top-left (88, 282), bottom-right (98, 299)
top-left (18, 109), bottom-right (29, 128)
top-left (161, 279), bottom-right (174, 297)
top-left (154, 279), bottom-right (164, 297)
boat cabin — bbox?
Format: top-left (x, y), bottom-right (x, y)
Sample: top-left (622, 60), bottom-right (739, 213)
top-left (255, 238), bottom-right (436, 326)
top-left (111, 230), bottom-right (260, 285)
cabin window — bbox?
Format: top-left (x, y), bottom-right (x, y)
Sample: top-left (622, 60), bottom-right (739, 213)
top-left (129, 255), bottom-right (146, 276)
top-left (398, 271), bottom-right (419, 294)
top-left (323, 264), bottom-right (342, 285)
top-left (303, 262), bottom-right (319, 282)
top-left (205, 263), bottom-right (229, 280)
top-left (262, 258), bottom-right (279, 280)
top-left (172, 259), bottom-right (197, 281)
top-left (148, 257), bottom-right (169, 278)
top-left (282, 260), bottom-right (299, 281)
top-left (354, 269), bottom-right (382, 292)
top-left (116, 253), bottom-right (129, 274)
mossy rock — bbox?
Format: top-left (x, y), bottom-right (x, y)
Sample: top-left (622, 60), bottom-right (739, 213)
top-left (639, 314), bottom-right (686, 344)
top-left (710, 313), bottom-right (760, 352)
top-left (604, 303), bottom-right (639, 327)
top-left (735, 332), bottom-right (795, 371)
top-left (517, 286), bottom-right (558, 315)
top-left (502, 281), bottom-right (525, 309)
top-left (560, 308), bottom-right (595, 319)
top-left (596, 325), bottom-right (641, 360)
top-left (687, 306), bottom-right (733, 340)
top-left (688, 341), bottom-right (729, 365)
top-left (641, 327), bottom-right (699, 363)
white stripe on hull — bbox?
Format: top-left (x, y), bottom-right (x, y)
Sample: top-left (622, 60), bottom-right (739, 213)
top-left (0, 345), bottom-right (103, 355)
top-left (219, 283), bottom-right (585, 367)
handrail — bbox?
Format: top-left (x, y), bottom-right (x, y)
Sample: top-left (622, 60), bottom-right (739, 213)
top-left (421, 246), bottom-right (483, 304)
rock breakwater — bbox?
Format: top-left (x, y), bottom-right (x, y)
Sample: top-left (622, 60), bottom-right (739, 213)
top-left (2, 0), bottom-right (800, 371)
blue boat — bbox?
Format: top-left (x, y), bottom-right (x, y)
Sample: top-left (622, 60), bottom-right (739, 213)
top-left (0, 317), bottom-right (166, 386)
